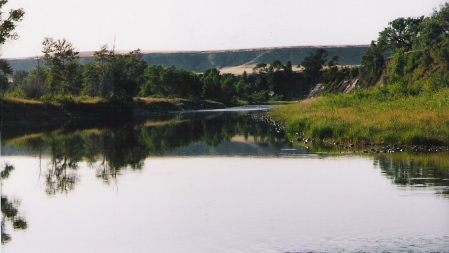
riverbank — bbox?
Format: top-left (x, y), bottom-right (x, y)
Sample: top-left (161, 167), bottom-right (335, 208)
top-left (270, 86), bottom-right (449, 147)
top-left (0, 97), bottom-right (227, 125)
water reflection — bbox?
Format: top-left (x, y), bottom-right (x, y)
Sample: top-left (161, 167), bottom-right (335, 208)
top-left (375, 153), bottom-right (449, 196)
top-left (1, 164), bottom-right (27, 245)
top-left (2, 112), bottom-right (290, 194)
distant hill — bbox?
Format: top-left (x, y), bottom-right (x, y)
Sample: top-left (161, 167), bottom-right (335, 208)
top-left (6, 45), bottom-right (370, 74)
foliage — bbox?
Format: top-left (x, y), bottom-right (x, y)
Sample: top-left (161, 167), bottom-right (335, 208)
top-left (388, 48), bottom-right (407, 84)
top-left (105, 49), bottom-right (148, 102)
top-left (0, 1), bottom-right (24, 95)
top-left (300, 49), bottom-right (328, 84)
top-left (377, 16), bottom-right (424, 52)
top-left (414, 3), bottom-right (449, 50)
top-left (430, 37), bottom-right (449, 70)
top-left (139, 65), bottom-right (202, 99)
top-left (41, 37), bottom-right (80, 94)
top-left (0, 58), bottom-right (12, 91)
top-left (201, 68), bottom-right (222, 99)
top-left (0, 0), bottom-right (24, 44)
top-left (18, 67), bottom-right (47, 98)
top-left (360, 41), bottom-right (385, 86)
top-left (1, 163), bottom-right (28, 245)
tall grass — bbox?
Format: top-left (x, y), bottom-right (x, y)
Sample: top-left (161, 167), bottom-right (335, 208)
top-left (270, 80), bottom-right (449, 145)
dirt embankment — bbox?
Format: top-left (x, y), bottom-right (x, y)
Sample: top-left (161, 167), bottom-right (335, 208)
top-left (308, 78), bottom-right (362, 98)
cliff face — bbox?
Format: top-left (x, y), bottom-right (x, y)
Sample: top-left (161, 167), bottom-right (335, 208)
top-left (7, 45), bottom-right (370, 73)
top-left (307, 78), bottom-right (362, 98)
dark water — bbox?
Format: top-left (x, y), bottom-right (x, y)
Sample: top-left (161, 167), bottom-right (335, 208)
top-left (2, 108), bottom-right (449, 252)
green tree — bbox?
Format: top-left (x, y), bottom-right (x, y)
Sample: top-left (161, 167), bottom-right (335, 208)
top-left (361, 41), bottom-right (385, 85)
top-left (0, 0), bottom-right (25, 44)
top-left (93, 44), bottom-right (113, 96)
top-left (387, 48), bottom-right (408, 90)
top-left (391, 48), bottom-right (406, 77)
top-left (139, 64), bottom-right (164, 96)
top-left (253, 63), bottom-right (268, 75)
top-left (63, 61), bottom-right (83, 95)
top-left (177, 69), bottom-right (202, 99)
top-left (300, 49), bottom-right (328, 84)
top-left (41, 37), bottom-right (80, 94)
top-left (82, 62), bottom-right (101, 97)
top-left (323, 56), bottom-right (341, 84)
top-left (20, 66), bottom-right (48, 99)
top-left (12, 70), bottom-right (28, 86)
top-left (201, 68), bottom-right (221, 99)
top-left (0, 59), bottom-right (12, 92)
top-left (106, 49), bottom-right (148, 102)
top-left (236, 71), bottom-right (249, 98)
top-left (377, 17), bottom-right (424, 52)
top-left (0, 1), bottom-right (24, 94)
top-left (415, 3), bottom-right (449, 50)
top-left (268, 60), bottom-right (285, 97)
top-left (284, 60), bottom-right (293, 77)
top-left (220, 74), bottom-right (236, 100)
top-left (431, 38), bottom-right (449, 71)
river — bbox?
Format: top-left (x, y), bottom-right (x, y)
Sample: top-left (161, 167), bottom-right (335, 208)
top-left (2, 107), bottom-right (449, 252)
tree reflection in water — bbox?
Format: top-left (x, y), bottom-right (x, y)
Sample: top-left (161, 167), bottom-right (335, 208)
top-left (375, 153), bottom-right (449, 196)
top-left (3, 112), bottom-right (288, 194)
top-left (1, 164), bottom-right (27, 245)
top-left (44, 133), bottom-right (82, 195)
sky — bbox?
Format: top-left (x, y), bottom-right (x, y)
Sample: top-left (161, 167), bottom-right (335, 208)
top-left (1, 0), bottom-right (447, 58)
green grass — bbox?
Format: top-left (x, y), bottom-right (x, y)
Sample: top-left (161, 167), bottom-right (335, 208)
top-left (267, 100), bottom-right (296, 105)
top-left (270, 85), bottom-right (449, 146)
top-left (74, 96), bottom-right (108, 104)
top-left (2, 97), bottom-right (44, 105)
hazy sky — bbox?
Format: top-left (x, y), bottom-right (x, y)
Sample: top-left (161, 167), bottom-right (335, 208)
top-left (1, 0), bottom-right (447, 58)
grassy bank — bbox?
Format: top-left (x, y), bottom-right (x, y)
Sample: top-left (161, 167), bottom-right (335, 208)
top-left (1, 97), bottom-right (133, 124)
top-left (270, 84), bottom-right (449, 146)
top-left (1, 96), bottom-right (228, 126)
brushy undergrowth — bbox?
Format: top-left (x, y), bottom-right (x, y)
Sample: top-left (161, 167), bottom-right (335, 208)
top-left (270, 75), bottom-right (449, 146)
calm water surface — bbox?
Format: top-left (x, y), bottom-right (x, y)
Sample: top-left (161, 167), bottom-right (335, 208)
top-left (2, 108), bottom-right (449, 252)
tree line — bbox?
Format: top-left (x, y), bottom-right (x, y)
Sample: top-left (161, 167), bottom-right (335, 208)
top-left (359, 3), bottom-right (449, 86)
top-left (5, 40), bottom-right (336, 103)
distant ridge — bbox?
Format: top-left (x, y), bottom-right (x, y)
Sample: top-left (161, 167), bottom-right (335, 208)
top-left (6, 45), bottom-right (370, 74)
